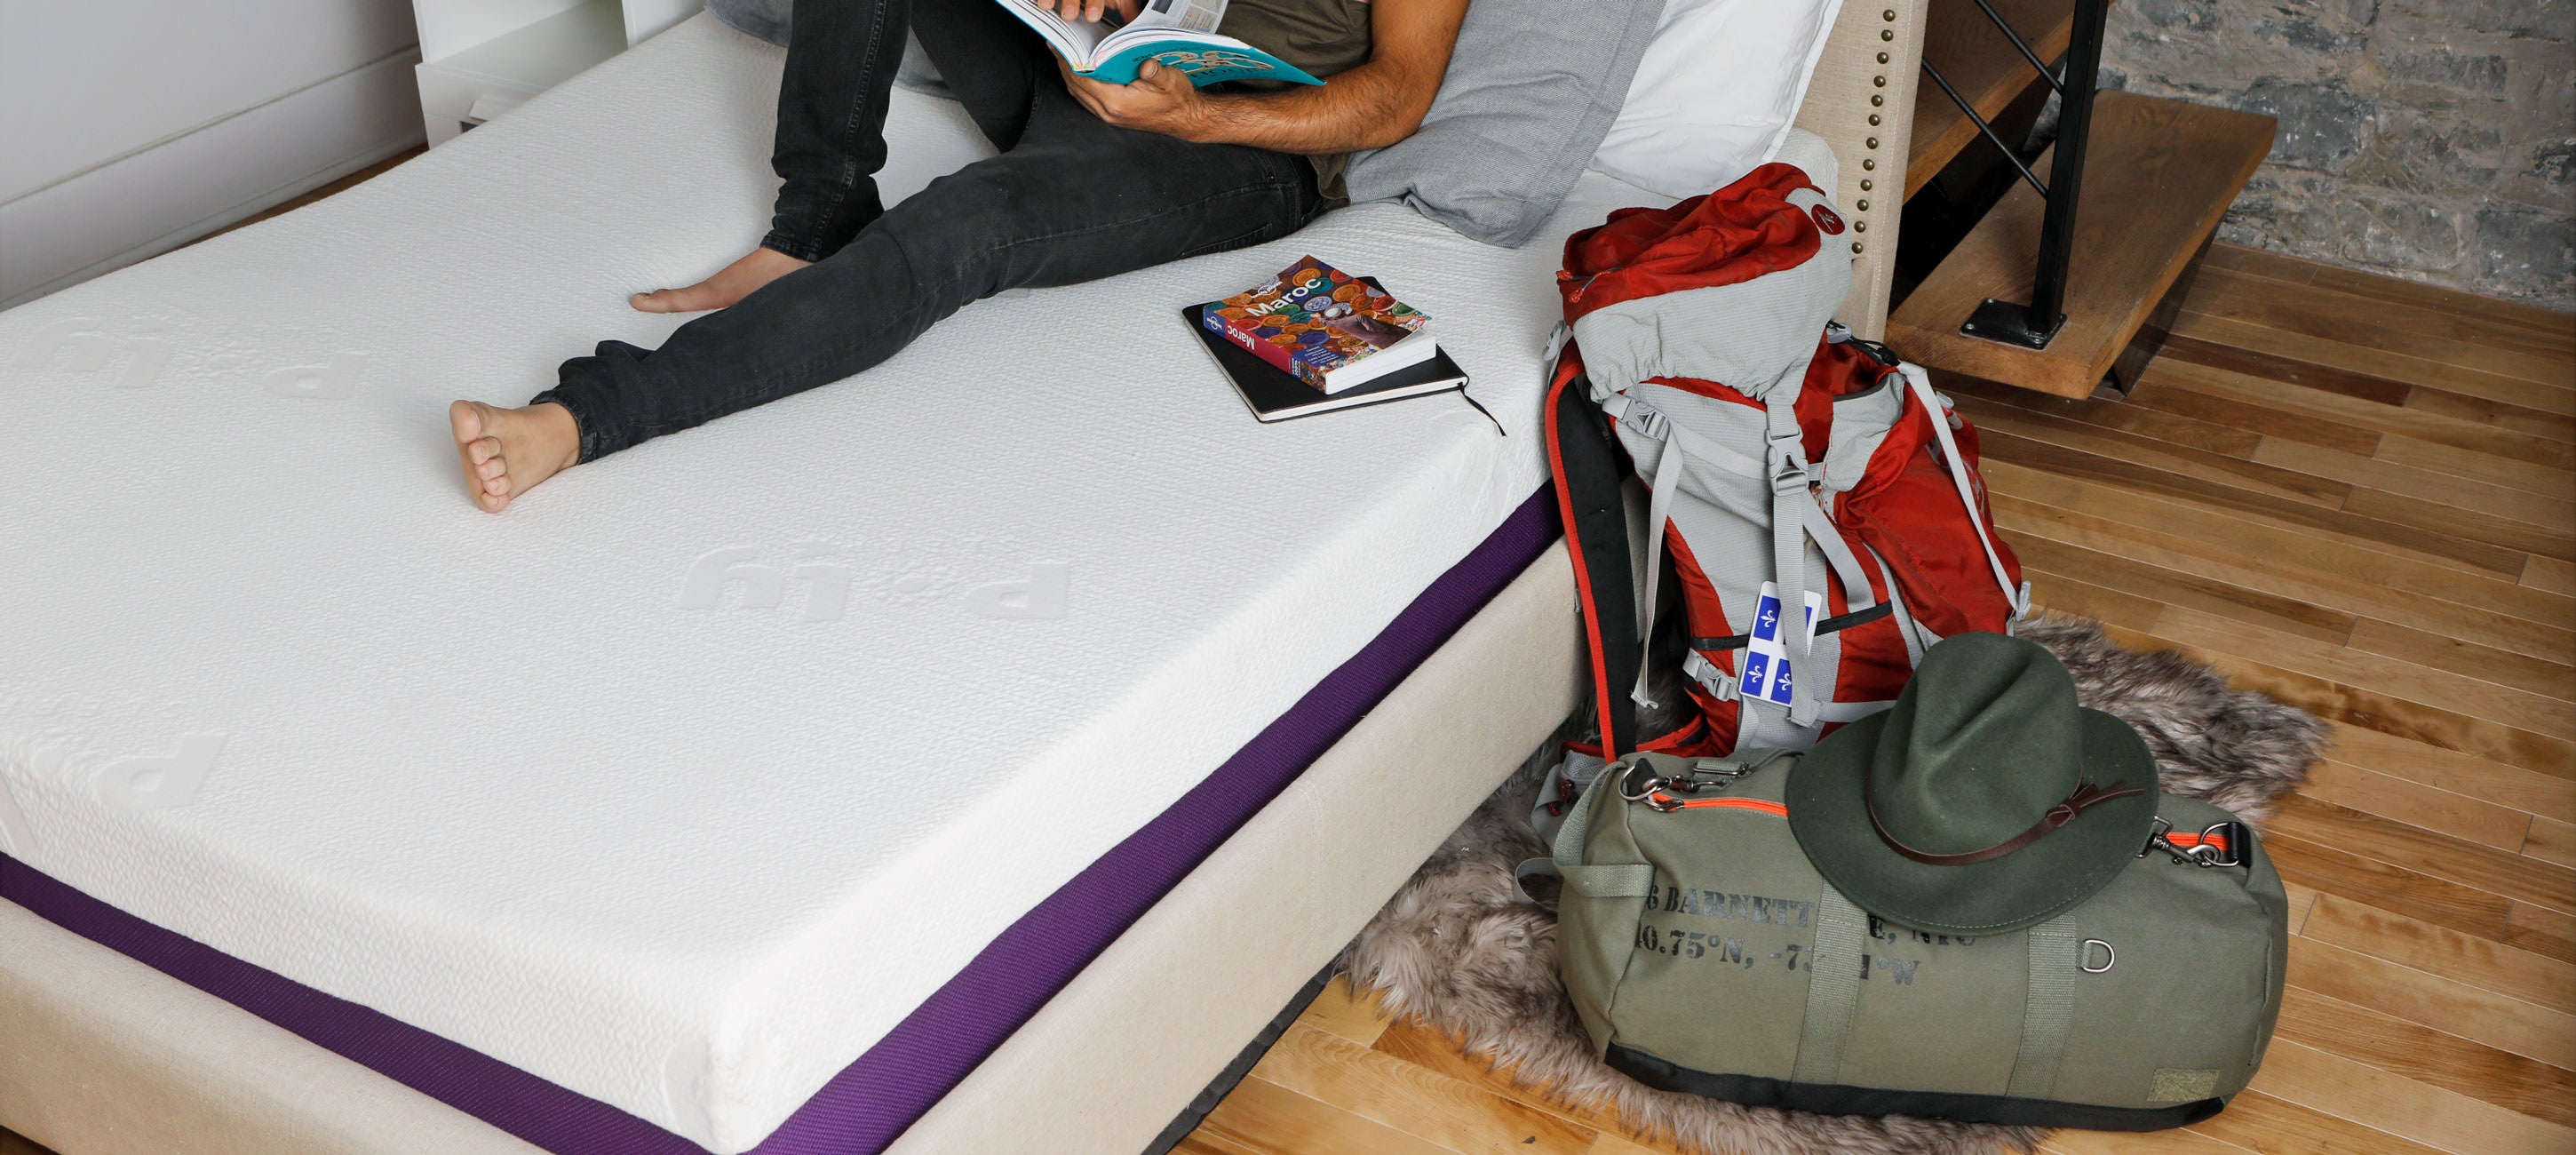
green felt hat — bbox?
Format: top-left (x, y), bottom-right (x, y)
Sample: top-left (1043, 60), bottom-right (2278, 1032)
top-left (1785, 632), bottom-right (2159, 936)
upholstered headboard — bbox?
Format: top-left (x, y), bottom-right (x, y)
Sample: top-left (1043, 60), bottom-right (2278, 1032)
top-left (1793, 0), bottom-right (1929, 340)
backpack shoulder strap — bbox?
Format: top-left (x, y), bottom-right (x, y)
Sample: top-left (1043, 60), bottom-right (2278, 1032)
top-left (1546, 353), bottom-right (1643, 759)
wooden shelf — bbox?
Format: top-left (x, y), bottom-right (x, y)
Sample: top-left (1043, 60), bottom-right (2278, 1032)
top-left (1887, 92), bottom-right (2276, 398)
top-left (1906, 0), bottom-right (2078, 200)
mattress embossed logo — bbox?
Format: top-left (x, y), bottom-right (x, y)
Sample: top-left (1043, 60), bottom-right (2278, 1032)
top-left (93, 733), bottom-right (229, 811)
top-left (12, 315), bottom-right (374, 399)
top-left (13, 317), bottom-right (175, 388)
top-left (0, 688), bottom-right (227, 839)
top-left (677, 539), bottom-right (1069, 622)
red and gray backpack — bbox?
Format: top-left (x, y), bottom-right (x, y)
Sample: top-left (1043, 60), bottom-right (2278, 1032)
top-left (1542, 163), bottom-right (2028, 769)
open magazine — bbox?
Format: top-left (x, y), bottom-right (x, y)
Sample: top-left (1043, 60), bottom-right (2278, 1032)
top-left (992, 0), bottom-right (1324, 86)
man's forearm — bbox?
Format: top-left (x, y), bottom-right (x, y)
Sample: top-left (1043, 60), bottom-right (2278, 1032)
top-left (1185, 62), bottom-right (1436, 155)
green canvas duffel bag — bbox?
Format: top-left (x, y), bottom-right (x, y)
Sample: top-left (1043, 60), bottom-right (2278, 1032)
top-left (1546, 635), bottom-right (2290, 1131)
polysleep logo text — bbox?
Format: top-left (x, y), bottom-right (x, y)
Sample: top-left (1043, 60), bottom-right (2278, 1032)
top-left (12, 315), bottom-right (371, 398)
top-left (677, 540), bottom-right (1069, 622)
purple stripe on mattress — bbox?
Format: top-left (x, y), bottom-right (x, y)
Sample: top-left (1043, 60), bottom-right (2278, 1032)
top-left (2, 485), bottom-right (1560, 1155)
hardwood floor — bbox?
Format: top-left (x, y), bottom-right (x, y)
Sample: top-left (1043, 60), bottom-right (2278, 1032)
top-left (1181, 245), bottom-right (2576, 1155)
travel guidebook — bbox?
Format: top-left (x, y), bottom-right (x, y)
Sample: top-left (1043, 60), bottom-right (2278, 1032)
top-left (1203, 256), bottom-right (1437, 393)
top-left (1188, 268), bottom-right (1470, 423)
top-left (992, 0), bottom-right (1324, 86)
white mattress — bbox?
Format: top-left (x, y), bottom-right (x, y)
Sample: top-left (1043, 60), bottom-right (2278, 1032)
top-left (0, 16), bottom-right (1685, 1152)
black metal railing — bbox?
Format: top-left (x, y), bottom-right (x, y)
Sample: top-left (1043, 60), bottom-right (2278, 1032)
top-left (1920, 0), bottom-right (2112, 349)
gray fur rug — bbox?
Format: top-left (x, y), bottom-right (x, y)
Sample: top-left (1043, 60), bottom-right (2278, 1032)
top-left (1340, 617), bottom-right (2323, 1155)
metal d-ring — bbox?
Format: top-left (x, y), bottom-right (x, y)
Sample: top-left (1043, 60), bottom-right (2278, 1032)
top-left (2081, 940), bottom-right (2115, 973)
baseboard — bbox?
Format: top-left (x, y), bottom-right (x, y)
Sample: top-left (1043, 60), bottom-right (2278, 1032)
top-left (0, 50), bottom-right (427, 310)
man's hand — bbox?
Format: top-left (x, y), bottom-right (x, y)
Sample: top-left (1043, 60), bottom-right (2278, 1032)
top-left (1061, 59), bottom-right (1209, 140)
top-left (1049, 0), bottom-right (1138, 22)
top-left (1054, 0), bottom-right (1469, 156)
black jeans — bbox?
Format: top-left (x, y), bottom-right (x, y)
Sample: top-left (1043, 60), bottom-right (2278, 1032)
top-left (531, 0), bottom-right (1325, 462)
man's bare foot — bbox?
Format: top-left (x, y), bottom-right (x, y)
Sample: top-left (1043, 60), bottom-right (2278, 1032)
top-left (630, 248), bottom-right (811, 313)
top-left (449, 401), bottom-right (581, 513)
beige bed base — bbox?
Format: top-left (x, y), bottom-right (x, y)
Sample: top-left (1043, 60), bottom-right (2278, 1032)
top-left (0, 7), bottom-right (1926, 1151)
top-left (1, 543), bottom-right (1583, 1155)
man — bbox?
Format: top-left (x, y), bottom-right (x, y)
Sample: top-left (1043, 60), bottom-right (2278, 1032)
top-left (448, 0), bottom-right (1468, 511)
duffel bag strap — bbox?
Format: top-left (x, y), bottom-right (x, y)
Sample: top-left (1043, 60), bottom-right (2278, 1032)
top-left (1790, 888), bottom-right (1872, 1085)
top-left (1517, 764), bottom-right (1658, 906)
top-left (2007, 912), bottom-right (2085, 1100)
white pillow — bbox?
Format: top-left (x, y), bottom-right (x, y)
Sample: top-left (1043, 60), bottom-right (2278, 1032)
top-left (1590, 0), bottom-right (1844, 199)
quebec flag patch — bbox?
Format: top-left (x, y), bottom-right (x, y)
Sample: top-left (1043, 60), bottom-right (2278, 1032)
top-left (1737, 581), bottom-right (1824, 708)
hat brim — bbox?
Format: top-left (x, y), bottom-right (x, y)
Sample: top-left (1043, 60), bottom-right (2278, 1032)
top-left (1785, 706), bottom-right (2159, 937)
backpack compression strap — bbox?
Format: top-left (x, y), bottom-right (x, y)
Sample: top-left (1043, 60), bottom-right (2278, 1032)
top-left (1897, 362), bottom-right (2028, 618)
top-left (1601, 388), bottom-right (1882, 729)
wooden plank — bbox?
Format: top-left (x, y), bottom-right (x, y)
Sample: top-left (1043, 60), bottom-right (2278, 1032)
top-left (1248, 1024), bottom-right (1599, 1155)
top-left (2402, 386), bottom-right (2576, 446)
top-left (2508, 902), bottom-right (2576, 965)
top-left (1299, 976), bottom-right (1396, 1047)
top-left (2023, 570), bottom-right (2167, 631)
top-left (2285, 937), bottom-right (2576, 1069)
top-left (2204, 242), bottom-right (2576, 342)
top-left (2192, 253), bottom-right (2576, 362)
top-left (2246, 1040), bottom-right (2576, 1154)
top-left (1372, 1017), bottom-right (1628, 1138)
top-left (2180, 268), bottom-right (2576, 401)
top-left (2529, 816), bottom-right (2576, 870)
top-left (2125, 377), bottom-right (2385, 455)
top-left (1197, 1075), bottom-right (1469, 1155)
top-left (2252, 437), bottom-right (2576, 536)
top-left (2301, 894), bottom-right (2576, 1016)
top-left (2300, 759), bottom-right (2535, 851)
top-left (1987, 484), bottom-right (2576, 663)
top-left (1984, 434), bottom-right (2527, 578)
top-left (2270, 988), bottom-right (2576, 1128)
top-left (2341, 486), bottom-right (2575, 564)
top-left (2268, 794), bottom-right (2576, 916)
top-left (1887, 93), bottom-right (2276, 398)
top-left (2143, 608), bottom-right (2575, 753)
top-left (2262, 832), bottom-right (2513, 941)
top-left (1905, 0), bottom-right (2071, 198)
top-left (2187, 1086), bottom-right (2453, 1155)
top-left (2171, 311), bottom-right (2576, 423)
top-left (1581, 1137), bottom-right (1671, 1155)
top-left (2324, 725), bottom-right (2576, 820)
top-left (1962, 394), bottom-right (2350, 506)
top-left (2007, 534), bottom-right (2352, 643)
top-left (2344, 619), bottom-right (2576, 704)
top-left (2147, 354), bottom-right (2576, 472)
top-left (2525, 556), bottom-right (2576, 598)
top-left (1942, 372), bottom-right (2267, 458)
top-left (2282, 877), bottom-right (2324, 934)
top-left (2043, 1128), bottom-right (2254, 1155)
top-left (2369, 429), bottom-right (2575, 496)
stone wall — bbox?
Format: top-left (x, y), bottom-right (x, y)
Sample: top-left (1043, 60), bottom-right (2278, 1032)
top-left (2099, 0), bottom-right (2573, 308)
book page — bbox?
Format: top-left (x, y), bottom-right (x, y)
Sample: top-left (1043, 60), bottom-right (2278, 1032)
top-left (990, 0), bottom-right (1114, 65)
top-left (1130, 0), bottom-right (1225, 34)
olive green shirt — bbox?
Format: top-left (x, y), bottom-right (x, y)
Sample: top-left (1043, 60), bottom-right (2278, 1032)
top-left (1212, 0), bottom-right (1374, 204)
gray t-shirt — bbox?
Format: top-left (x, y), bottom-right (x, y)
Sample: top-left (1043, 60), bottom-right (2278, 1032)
top-left (1214, 0), bottom-right (1373, 204)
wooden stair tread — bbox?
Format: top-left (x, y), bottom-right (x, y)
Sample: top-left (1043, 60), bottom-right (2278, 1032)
top-left (1887, 92), bottom-right (2277, 398)
top-left (1906, 0), bottom-right (2077, 200)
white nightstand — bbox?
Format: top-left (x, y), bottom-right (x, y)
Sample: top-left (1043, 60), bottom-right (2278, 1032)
top-left (411, 0), bottom-right (703, 146)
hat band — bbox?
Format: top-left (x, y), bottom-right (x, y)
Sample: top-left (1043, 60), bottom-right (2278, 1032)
top-left (1865, 779), bottom-right (2145, 867)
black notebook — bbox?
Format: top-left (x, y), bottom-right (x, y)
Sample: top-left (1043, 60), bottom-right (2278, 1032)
top-left (1182, 303), bottom-right (1472, 423)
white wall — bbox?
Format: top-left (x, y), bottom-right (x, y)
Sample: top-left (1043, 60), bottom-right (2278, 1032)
top-left (0, 0), bottom-right (427, 307)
